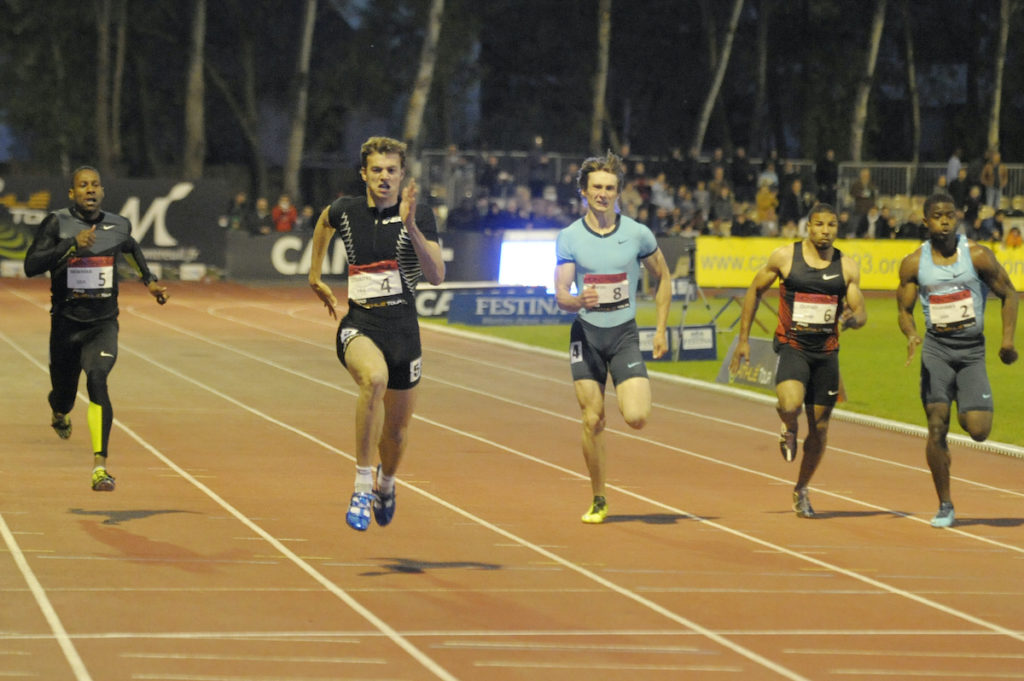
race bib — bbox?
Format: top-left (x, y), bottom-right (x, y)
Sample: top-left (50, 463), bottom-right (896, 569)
top-left (928, 289), bottom-right (976, 333)
top-left (348, 260), bottom-right (402, 305)
top-left (67, 256), bottom-right (114, 298)
top-left (791, 292), bottom-right (838, 333)
top-left (583, 272), bottom-right (630, 312)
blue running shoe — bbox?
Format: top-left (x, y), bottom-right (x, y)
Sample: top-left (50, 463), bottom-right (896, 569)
top-left (346, 491), bottom-right (373, 531)
top-left (372, 465), bottom-right (396, 527)
top-left (930, 501), bottom-right (955, 528)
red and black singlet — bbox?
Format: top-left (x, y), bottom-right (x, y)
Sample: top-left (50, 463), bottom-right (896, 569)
top-left (775, 242), bottom-right (846, 353)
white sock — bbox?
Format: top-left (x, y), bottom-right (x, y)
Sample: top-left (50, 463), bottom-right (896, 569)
top-left (354, 466), bottom-right (374, 493)
top-left (378, 471), bottom-right (396, 495)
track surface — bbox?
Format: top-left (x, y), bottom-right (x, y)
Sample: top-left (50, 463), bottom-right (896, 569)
top-left (2, 279), bottom-right (1024, 681)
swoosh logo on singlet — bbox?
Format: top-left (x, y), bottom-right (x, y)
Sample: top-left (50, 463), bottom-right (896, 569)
top-left (822, 273), bottom-right (840, 280)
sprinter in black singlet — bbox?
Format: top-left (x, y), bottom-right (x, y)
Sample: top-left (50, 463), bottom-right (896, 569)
top-left (730, 203), bottom-right (866, 517)
top-left (308, 137), bottom-right (444, 532)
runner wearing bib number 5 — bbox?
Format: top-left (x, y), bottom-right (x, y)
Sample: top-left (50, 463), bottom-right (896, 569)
top-left (731, 203), bottom-right (867, 518)
top-left (308, 136), bottom-right (444, 532)
top-left (554, 151), bottom-right (672, 524)
top-left (24, 166), bottom-right (168, 492)
top-left (897, 193), bottom-right (1018, 528)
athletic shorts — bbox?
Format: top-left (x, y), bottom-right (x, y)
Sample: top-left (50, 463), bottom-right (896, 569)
top-left (50, 315), bottom-right (119, 373)
top-left (569, 317), bottom-right (648, 386)
top-left (336, 306), bottom-right (422, 390)
top-left (774, 341), bottom-right (840, 408)
top-left (920, 336), bottom-right (992, 412)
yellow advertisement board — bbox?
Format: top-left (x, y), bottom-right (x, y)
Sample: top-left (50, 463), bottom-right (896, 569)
top-left (694, 236), bottom-right (1024, 291)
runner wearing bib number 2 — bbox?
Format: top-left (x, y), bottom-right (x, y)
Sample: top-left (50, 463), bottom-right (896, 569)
top-left (731, 203), bottom-right (867, 518)
top-left (308, 137), bottom-right (445, 532)
top-left (897, 193), bottom-right (1018, 528)
top-left (24, 166), bottom-right (169, 492)
top-left (554, 151), bottom-right (672, 524)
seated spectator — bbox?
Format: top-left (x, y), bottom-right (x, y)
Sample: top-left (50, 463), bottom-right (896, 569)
top-left (731, 210), bottom-right (759, 237)
top-left (837, 209), bottom-right (853, 239)
top-left (755, 183), bottom-right (778, 235)
top-left (856, 205), bottom-right (883, 238)
top-left (709, 184), bottom-right (735, 236)
top-left (294, 204), bottom-right (316, 232)
top-left (272, 194), bottom-right (298, 232)
top-left (896, 210), bottom-right (926, 240)
top-left (226, 191), bottom-right (250, 230)
top-left (1005, 225), bottom-right (1023, 248)
top-left (251, 197), bottom-right (274, 235)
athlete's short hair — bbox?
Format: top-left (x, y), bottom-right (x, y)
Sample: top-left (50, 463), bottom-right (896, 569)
top-left (577, 150), bottom-right (626, 194)
top-left (360, 137), bottom-right (407, 170)
top-left (70, 165), bottom-right (100, 186)
top-left (806, 202), bottom-right (837, 221)
top-left (923, 192), bottom-right (956, 216)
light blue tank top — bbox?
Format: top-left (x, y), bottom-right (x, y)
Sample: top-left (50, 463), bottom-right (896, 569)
top-left (918, 234), bottom-right (987, 341)
top-left (555, 215), bottom-right (658, 328)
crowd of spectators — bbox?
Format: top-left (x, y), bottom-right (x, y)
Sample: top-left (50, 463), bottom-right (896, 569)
top-left (438, 143), bottom-right (1023, 247)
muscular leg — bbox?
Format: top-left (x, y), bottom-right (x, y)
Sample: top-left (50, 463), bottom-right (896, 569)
top-left (343, 335), bottom-right (390, 469)
top-left (796, 403), bottom-right (833, 490)
top-left (379, 387), bottom-right (418, 477)
top-left (924, 402), bottom-right (953, 504)
top-left (80, 324), bottom-right (117, 465)
top-left (48, 319), bottom-right (82, 416)
top-left (958, 410), bottom-right (993, 442)
top-left (574, 379), bottom-right (607, 497)
top-left (614, 376), bottom-right (651, 430)
top-left (775, 379), bottom-right (806, 432)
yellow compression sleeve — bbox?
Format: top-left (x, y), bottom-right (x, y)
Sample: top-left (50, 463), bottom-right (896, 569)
top-left (88, 402), bottom-right (104, 453)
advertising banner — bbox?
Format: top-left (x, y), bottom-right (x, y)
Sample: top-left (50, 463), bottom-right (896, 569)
top-left (446, 286), bottom-right (572, 325)
top-left (0, 175), bottom-right (230, 269)
top-left (694, 235), bottom-right (1024, 291)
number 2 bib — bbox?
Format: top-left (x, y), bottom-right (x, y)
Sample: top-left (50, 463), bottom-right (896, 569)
top-left (67, 256), bottom-right (114, 299)
top-left (791, 292), bottom-right (838, 333)
top-left (583, 272), bottom-right (630, 312)
top-left (928, 288), bottom-right (976, 333)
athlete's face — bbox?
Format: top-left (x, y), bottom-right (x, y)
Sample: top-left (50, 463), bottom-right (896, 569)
top-left (69, 168), bottom-right (104, 217)
top-left (361, 152), bottom-right (405, 208)
top-left (923, 201), bottom-right (958, 243)
top-left (806, 210), bottom-right (838, 249)
top-left (582, 170), bottom-right (619, 216)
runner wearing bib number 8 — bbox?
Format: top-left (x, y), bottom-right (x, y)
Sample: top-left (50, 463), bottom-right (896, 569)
top-left (308, 137), bottom-right (445, 532)
top-left (24, 166), bottom-right (168, 492)
top-left (731, 203), bottom-right (867, 518)
top-left (555, 151), bottom-right (672, 524)
top-left (897, 193), bottom-right (1018, 528)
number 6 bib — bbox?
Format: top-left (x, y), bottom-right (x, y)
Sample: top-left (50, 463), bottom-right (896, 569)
top-left (792, 292), bottom-right (838, 333)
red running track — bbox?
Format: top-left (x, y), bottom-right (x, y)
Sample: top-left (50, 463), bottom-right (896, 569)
top-left (2, 278), bottom-right (1024, 681)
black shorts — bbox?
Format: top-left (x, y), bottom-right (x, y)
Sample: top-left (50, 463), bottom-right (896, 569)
top-left (569, 317), bottom-right (648, 386)
top-left (920, 336), bottom-right (992, 412)
top-left (336, 306), bottom-right (422, 390)
top-left (774, 341), bottom-right (840, 408)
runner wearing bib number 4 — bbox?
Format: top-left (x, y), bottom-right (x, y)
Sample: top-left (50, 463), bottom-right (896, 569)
top-left (554, 151), bottom-right (672, 524)
top-left (308, 137), bottom-right (445, 532)
top-left (897, 193), bottom-right (1018, 528)
top-left (731, 203), bottom-right (867, 518)
top-left (24, 166), bottom-right (169, 492)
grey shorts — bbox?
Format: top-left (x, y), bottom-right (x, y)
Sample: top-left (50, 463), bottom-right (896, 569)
top-left (920, 336), bottom-right (992, 412)
top-left (569, 318), bottom-right (648, 386)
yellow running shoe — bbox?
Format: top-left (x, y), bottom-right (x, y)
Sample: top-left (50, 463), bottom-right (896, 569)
top-left (581, 497), bottom-right (608, 524)
top-left (91, 467), bottom-right (116, 492)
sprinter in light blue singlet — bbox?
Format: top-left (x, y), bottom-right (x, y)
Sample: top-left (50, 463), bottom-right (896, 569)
top-left (554, 151), bottom-right (672, 525)
top-left (897, 193), bottom-right (1018, 529)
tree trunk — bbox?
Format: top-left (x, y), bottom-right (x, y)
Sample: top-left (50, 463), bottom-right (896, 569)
top-left (94, 0), bottom-right (113, 174)
top-left (401, 0), bottom-right (444, 163)
top-left (987, 0), bottom-right (1012, 151)
top-left (902, 0), bottom-right (920, 173)
top-left (751, 0), bottom-right (771, 156)
top-left (284, 0), bottom-right (318, 203)
top-left (691, 0), bottom-right (743, 152)
top-left (183, 0), bottom-right (207, 180)
top-left (849, 0), bottom-right (887, 162)
top-left (589, 0), bottom-right (611, 155)
top-left (111, 0), bottom-right (127, 164)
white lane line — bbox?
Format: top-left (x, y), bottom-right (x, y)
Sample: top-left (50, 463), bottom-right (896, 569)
top-left (120, 309), bottom-right (1024, 645)
top-left (0, 331), bottom-right (459, 681)
top-left (0, 513), bottom-right (93, 681)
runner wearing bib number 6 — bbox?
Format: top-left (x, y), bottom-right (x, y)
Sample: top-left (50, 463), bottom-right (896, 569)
top-left (24, 166), bottom-right (168, 492)
top-left (308, 137), bottom-right (445, 532)
top-left (731, 203), bottom-right (867, 518)
top-left (554, 151), bottom-right (672, 524)
top-left (897, 193), bottom-right (1018, 528)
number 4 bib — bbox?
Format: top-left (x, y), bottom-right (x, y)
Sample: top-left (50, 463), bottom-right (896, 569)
top-left (348, 260), bottom-right (402, 306)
